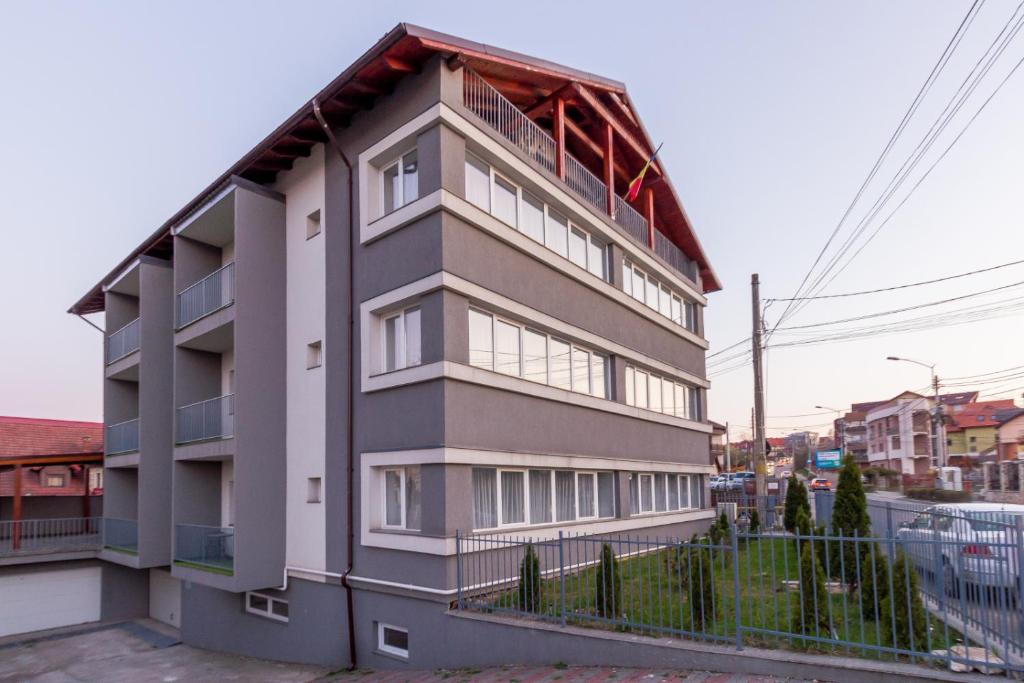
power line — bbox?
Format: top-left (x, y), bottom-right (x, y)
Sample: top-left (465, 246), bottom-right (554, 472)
top-left (765, 0), bottom-right (985, 339)
top-left (764, 258), bottom-right (1024, 302)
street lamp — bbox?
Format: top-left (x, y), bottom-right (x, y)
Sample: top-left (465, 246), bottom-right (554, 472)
top-left (886, 356), bottom-right (946, 469)
top-left (816, 405), bottom-right (845, 455)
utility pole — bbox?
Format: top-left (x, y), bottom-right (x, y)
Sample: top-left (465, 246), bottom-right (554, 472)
top-left (725, 422), bottom-right (731, 473)
top-left (751, 274), bottom-right (767, 498)
top-left (933, 374), bottom-right (947, 469)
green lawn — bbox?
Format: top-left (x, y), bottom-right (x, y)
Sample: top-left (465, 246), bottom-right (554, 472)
top-left (478, 538), bottom-right (962, 662)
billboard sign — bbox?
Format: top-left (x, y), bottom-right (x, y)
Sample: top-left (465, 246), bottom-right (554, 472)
top-left (815, 449), bottom-right (843, 470)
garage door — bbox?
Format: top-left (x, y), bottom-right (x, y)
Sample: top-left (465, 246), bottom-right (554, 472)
top-left (0, 566), bottom-right (101, 637)
top-left (149, 569), bottom-right (181, 628)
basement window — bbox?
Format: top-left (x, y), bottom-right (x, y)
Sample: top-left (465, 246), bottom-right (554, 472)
top-left (377, 622), bottom-right (409, 659)
top-left (246, 592), bottom-right (289, 623)
top-left (307, 477), bottom-right (322, 504)
top-left (307, 341), bottom-right (323, 369)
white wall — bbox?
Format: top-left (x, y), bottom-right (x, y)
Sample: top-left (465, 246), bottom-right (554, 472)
top-left (275, 144), bottom-right (327, 571)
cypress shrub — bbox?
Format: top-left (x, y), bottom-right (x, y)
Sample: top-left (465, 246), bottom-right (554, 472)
top-left (830, 456), bottom-right (871, 583)
top-left (594, 543), bottom-right (620, 619)
top-left (749, 509), bottom-right (761, 534)
top-left (784, 476), bottom-right (811, 533)
top-left (859, 543), bottom-right (890, 621)
top-left (518, 544), bottom-right (541, 612)
top-left (689, 539), bottom-right (717, 631)
top-left (793, 535), bottom-right (831, 640)
top-left (881, 550), bottom-right (927, 651)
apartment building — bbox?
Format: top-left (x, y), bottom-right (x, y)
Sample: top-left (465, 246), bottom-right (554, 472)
top-left (68, 24), bottom-right (719, 668)
top-left (944, 399), bottom-right (1016, 464)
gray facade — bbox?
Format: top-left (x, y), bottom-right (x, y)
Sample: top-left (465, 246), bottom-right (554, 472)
top-left (74, 25), bottom-right (719, 669)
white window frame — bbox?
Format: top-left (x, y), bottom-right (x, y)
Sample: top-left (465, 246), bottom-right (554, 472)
top-left (377, 622), bottom-right (409, 659)
top-left (380, 306), bottom-right (421, 373)
top-left (382, 467), bottom-right (408, 530)
top-left (575, 471), bottom-right (599, 520)
top-left (380, 149), bottom-right (418, 216)
top-left (496, 467), bottom-right (530, 529)
top-left (472, 467), bottom-right (614, 531)
top-left (246, 592), bottom-right (289, 623)
top-left (638, 473), bottom-right (654, 513)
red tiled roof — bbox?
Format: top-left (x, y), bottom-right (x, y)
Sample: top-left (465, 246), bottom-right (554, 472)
top-left (0, 416), bottom-right (103, 460)
top-left (945, 400), bottom-right (1017, 432)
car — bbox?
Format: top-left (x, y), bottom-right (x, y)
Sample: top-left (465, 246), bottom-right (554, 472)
top-left (897, 503), bottom-right (1024, 594)
top-left (809, 478), bottom-right (831, 491)
top-left (727, 472), bottom-right (755, 492)
top-left (712, 474), bottom-right (733, 492)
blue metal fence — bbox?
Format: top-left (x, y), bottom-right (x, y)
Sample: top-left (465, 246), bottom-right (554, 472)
top-left (456, 509), bottom-right (1024, 676)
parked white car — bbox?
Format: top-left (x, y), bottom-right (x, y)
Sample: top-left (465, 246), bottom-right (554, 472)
top-left (897, 503), bottom-right (1024, 594)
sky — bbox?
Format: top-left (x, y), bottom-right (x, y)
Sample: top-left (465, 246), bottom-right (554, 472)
top-left (0, 1), bottom-right (1022, 434)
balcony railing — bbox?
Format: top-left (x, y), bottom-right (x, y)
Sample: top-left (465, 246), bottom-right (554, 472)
top-left (463, 68), bottom-right (699, 284)
top-left (175, 523), bottom-right (234, 574)
top-left (0, 517), bottom-right (101, 557)
top-left (106, 418), bottom-right (139, 455)
top-left (103, 517), bottom-right (139, 554)
top-left (176, 262), bottom-right (234, 329)
top-left (106, 317), bottom-right (140, 364)
top-left (176, 394), bottom-right (234, 444)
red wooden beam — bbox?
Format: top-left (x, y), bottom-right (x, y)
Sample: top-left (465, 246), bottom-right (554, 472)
top-left (553, 97), bottom-right (566, 180)
top-left (0, 453), bottom-right (103, 467)
top-left (644, 187), bottom-right (656, 248)
top-left (573, 84), bottom-right (661, 176)
top-left (383, 56), bottom-right (417, 73)
top-left (602, 121), bottom-right (615, 216)
top-left (563, 118), bottom-right (631, 184)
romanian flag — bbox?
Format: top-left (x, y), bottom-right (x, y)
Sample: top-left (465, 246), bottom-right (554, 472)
top-left (625, 142), bottom-right (663, 203)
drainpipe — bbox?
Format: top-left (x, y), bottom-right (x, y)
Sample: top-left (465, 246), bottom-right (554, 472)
top-left (313, 97), bottom-right (358, 670)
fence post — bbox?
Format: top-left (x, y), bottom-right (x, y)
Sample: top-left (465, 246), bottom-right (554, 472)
top-left (732, 525), bottom-right (743, 650)
top-left (885, 502), bottom-right (893, 540)
top-left (455, 529), bottom-right (463, 610)
top-left (1017, 516), bottom-right (1024, 639)
top-left (558, 531), bottom-right (567, 626)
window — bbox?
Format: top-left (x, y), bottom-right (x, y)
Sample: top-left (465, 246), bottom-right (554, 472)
top-left (306, 340), bottom-right (322, 369)
top-left (45, 474), bottom-right (65, 488)
top-left (650, 375), bottom-right (662, 413)
top-left (246, 592), bottom-right (289, 623)
top-left (307, 477), bottom-right (322, 504)
top-left (382, 466), bottom-right (421, 530)
top-left (382, 307), bottom-right (421, 373)
top-left (522, 329), bottom-right (547, 384)
top-left (635, 370), bottom-right (649, 410)
top-left (469, 308), bottom-right (494, 370)
top-left (572, 347), bottom-right (590, 394)
top-left (591, 353), bottom-right (607, 399)
top-left (629, 471), bottom-right (701, 516)
top-left (625, 364), bottom-right (701, 421)
top-left (382, 150), bottom-right (418, 214)
top-left (88, 467), bottom-right (103, 491)
top-left (494, 320), bottom-right (521, 376)
top-left (377, 623), bottom-right (409, 659)
top-left (621, 260), bottom-right (699, 333)
top-left (659, 285), bottom-right (671, 318)
top-left (472, 467), bottom-right (615, 530)
top-left (464, 154), bottom-right (611, 280)
top-left (654, 473), bottom-right (667, 512)
top-left (306, 209), bottom-right (321, 239)
top-left (549, 338), bottom-right (572, 390)
top-left (625, 366), bottom-right (635, 406)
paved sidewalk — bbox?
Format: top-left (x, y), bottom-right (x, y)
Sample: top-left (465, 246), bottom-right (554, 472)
top-left (327, 667), bottom-right (813, 682)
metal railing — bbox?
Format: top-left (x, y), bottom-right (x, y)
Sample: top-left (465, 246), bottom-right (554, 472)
top-left (175, 394), bottom-right (234, 444)
top-left (106, 317), bottom-right (140, 364)
top-left (613, 194), bottom-right (648, 246)
top-left (654, 230), bottom-right (697, 282)
top-left (103, 517), bottom-right (139, 554)
top-left (564, 152), bottom-right (607, 213)
top-left (176, 262), bottom-right (234, 329)
top-left (0, 517), bottom-right (101, 556)
top-left (463, 69), bottom-right (557, 174)
top-left (456, 510), bottom-right (1024, 677)
top-left (175, 524), bottom-right (234, 574)
top-left (106, 417), bottom-right (139, 455)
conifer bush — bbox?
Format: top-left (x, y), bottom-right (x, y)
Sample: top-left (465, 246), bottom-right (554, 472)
top-left (518, 544), bottom-right (541, 612)
top-left (594, 543), bottom-right (620, 619)
top-left (881, 550), bottom-right (928, 651)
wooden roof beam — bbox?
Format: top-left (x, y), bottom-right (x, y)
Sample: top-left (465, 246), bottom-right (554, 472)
top-left (383, 56), bottom-right (418, 74)
top-left (0, 454), bottom-right (103, 468)
top-left (563, 118), bottom-right (630, 184)
top-left (572, 84), bottom-right (661, 175)
top-left (524, 83), bottom-right (577, 119)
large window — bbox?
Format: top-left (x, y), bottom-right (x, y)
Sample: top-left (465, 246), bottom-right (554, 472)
top-left (382, 150), bottom-right (419, 215)
top-left (472, 467), bottom-right (615, 530)
top-left (622, 259), bottom-right (698, 334)
top-left (629, 472), bottom-right (700, 516)
top-left (465, 154), bottom-right (609, 281)
top-left (624, 364), bottom-right (701, 421)
top-left (468, 308), bottom-right (608, 399)
top-left (382, 306), bottom-right (421, 373)
top-left (382, 466), bottom-right (421, 531)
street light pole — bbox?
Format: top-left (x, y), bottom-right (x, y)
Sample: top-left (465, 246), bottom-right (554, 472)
top-left (886, 356), bottom-right (946, 469)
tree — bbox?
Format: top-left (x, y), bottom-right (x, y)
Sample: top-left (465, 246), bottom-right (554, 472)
top-left (859, 543), bottom-right (889, 621)
top-left (518, 544), bottom-right (541, 612)
top-left (830, 455), bottom-right (871, 583)
top-left (881, 550), bottom-right (927, 651)
top-left (594, 543), bottom-right (620, 619)
top-left (793, 535), bottom-right (831, 640)
top-left (749, 509), bottom-right (761, 534)
top-left (784, 476), bottom-right (810, 533)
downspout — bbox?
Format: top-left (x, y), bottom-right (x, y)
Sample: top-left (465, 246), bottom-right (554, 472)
top-left (313, 98), bottom-right (358, 670)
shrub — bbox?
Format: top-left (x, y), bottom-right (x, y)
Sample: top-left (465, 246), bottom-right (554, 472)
top-left (688, 540), bottom-right (716, 631)
top-left (904, 488), bottom-right (972, 503)
top-left (881, 550), bottom-right (927, 651)
top-left (594, 543), bottom-right (620, 619)
top-left (518, 544), bottom-right (541, 612)
top-left (784, 476), bottom-right (811, 533)
top-left (749, 509), bottom-right (761, 534)
top-left (793, 534), bottom-right (831, 639)
top-left (859, 543), bottom-right (890, 620)
top-left (830, 455), bottom-right (871, 583)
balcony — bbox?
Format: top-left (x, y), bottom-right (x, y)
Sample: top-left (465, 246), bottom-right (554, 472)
top-left (174, 523), bottom-right (233, 575)
top-left (176, 394), bottom-right (234, 444)
top-left (106, 318), bottom-right (140, 364)
top-left (0, 517), bottom-right (101, 560)
top-left (176, 262), bottom-right (234, 329)
top-left (105, 418), bottom-right (139, 455)
top-left (463, 69), bottom-right (697, 284)
top-left (103, 517), bottom-right (138, 555)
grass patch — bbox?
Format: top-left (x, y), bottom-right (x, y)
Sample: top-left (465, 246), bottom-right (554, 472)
top-left (104, 545), bottom-right (139, 556)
